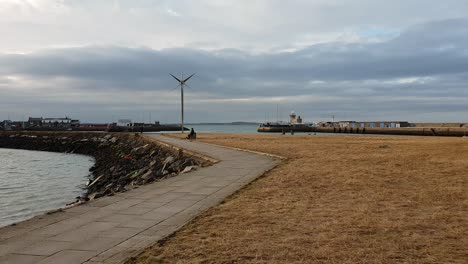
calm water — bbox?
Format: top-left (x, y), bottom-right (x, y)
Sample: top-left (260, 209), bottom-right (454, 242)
top-left (176, 124), bottom-right (386, 136)
top-left (0, 148), bottom-right (94, 227)
top-left (184, 124), bottom-right (343, 134)
top-left (188, 124), bottom-right (260, 133)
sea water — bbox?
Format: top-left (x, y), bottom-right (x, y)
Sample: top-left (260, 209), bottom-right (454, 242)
top-left (166, 124), bottom-right (387, 136)
top-left (0, 148), bottom-right (94, 227)
top-left (187, 124), bottom-right (260, 133)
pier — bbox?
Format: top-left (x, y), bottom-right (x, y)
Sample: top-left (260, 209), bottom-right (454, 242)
top-left (258, 126), bottom-right (468, 137)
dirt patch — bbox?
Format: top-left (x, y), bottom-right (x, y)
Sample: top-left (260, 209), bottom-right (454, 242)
top-left (131, 134), bottom-right (468, 264)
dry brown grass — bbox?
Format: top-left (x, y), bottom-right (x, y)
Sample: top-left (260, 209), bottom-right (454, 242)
top-left (132, 134), bottom-right (468, 264)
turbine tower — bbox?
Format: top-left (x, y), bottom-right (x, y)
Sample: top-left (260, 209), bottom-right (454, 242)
top-left (170, 73), bottom-right (195, 133)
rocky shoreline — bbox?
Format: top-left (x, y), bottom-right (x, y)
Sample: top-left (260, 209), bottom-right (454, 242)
top-left (0, 132), bottom-right (206, 205)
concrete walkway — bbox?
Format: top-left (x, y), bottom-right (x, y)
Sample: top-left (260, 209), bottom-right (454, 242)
top-left (0, 134), bottom-right (279, 264)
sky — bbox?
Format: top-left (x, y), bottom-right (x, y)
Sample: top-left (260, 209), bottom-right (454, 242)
top-left (1, 0), bottom-right (468, 123)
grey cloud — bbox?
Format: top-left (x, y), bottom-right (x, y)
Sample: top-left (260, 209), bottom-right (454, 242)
top-left (1, 19), bottom-right (468, 122)
top-left (3, 19), bottom-right (468, 83)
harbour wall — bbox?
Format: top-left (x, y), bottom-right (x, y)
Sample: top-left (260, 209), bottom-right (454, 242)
top-left (0, 132), bottom-right (205, 204)
top-left (412, 123), bottom-right (468, 128)
top-left (258, 126), bottom-right (468, 137)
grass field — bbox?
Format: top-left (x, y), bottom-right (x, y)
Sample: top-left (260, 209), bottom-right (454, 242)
top-left (131, 134), bottom-right (467, 264)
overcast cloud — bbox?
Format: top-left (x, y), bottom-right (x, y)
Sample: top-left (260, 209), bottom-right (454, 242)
top-left (1, 1), bottom-right (468, 123)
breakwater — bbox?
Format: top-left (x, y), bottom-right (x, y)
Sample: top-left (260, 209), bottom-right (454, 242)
top-left (258, 126), bottom-right (468, 137)
top-left (0, 132), bottom-right (206, 205)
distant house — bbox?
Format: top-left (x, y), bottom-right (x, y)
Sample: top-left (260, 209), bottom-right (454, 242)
top-left (42, 117), bottom-right (72, 128)
top-left (28, 117), bottom-right (43, 127)
top-left (317, 121), bottom-right (336, 127)
top-left (117, 119), bottom-right (132, 127)
top-left (2, 120), bottom-right (12, 131)
top-left (339, 121), bottom-right (356, 128)
top-left (296, 116), bottom-right (303, 124)
top-left (344, 121), bottom-right (410, 128)
top-left (71, 119), bottom-right (80, 128)
top-left (318, 121), bottom-right (410, 128)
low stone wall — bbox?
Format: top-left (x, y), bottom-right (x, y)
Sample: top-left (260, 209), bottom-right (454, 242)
top-left (0, 132), bottom-right (206, 204)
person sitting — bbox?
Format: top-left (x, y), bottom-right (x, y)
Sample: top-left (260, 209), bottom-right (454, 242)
top-left (187, 128), bottom-right (196, 140)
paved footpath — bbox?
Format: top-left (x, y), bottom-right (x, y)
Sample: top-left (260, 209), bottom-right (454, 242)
top-left (0, 134), bottom-right (279, 264)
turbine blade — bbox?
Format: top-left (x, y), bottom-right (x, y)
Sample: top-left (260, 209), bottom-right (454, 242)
top-left (170, 73), bottom-right (182, 83)
top-left (168, 84), bottom-right (181, 91)
top-left (185, 83), bottom-right (194, 90)
top-left (182, 73), bottom-right (195, 83)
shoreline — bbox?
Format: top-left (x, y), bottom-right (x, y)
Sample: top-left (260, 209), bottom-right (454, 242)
top-left (0, 132), bottom-right (208, 226)
top-left (0, 148), bottom-right (94, 228)
top-left (0, 133), bottom-right (277, 263)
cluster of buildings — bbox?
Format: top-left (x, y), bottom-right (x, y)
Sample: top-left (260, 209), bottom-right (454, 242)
top-left (286, 112), bottom-right (410, 129)
top-left (1, 116), bottom-right (167, 132)
top-left (317, 120), bottom-right (410, 128)
top-left (1, 117), bottom-right (80, 131)
top-left (116, 119), bottom-right (160, 127)
top-left (276, 111), bottom-right (411, 129)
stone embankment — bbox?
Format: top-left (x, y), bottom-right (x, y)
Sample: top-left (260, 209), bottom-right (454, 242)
top-left (0, 132), bottom-right (206, 204)
top-left (259, 126), bottom-right (468, 136)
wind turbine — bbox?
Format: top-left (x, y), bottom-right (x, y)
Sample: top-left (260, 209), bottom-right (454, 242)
top-left (170, 73), bottom-right (195, 133)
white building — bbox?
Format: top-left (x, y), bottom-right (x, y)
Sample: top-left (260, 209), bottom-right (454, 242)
top-left (117, 119), bottom-right (132, 127)
top-left (42, 117), bottom-right (72, 127)
top-left (289, 111), bottom-right (303, 124)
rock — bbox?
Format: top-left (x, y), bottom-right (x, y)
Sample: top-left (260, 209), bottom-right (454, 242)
top-left (141, 170), bottom-right (153, 180)
top-left (131, 147), bottom-right (140, 153)
top-left (161, 156), bottom-right (175, 171)
top-left (181, 166), bottom-right (193, 174)
top-left (88, 175), bottom-right (104, 188)
top-left (124, 182), bottom-right (135, 191)
top-left (87, 192), bottom-right (97, 201)
top-left (164, 156), bottom-right (175, 165)
top-left (0, 132), bottom-right (203, 205)
top-left (169, 160), bottom-right (184, 171)
top-left (129, 170), bottom-right (142, 179)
